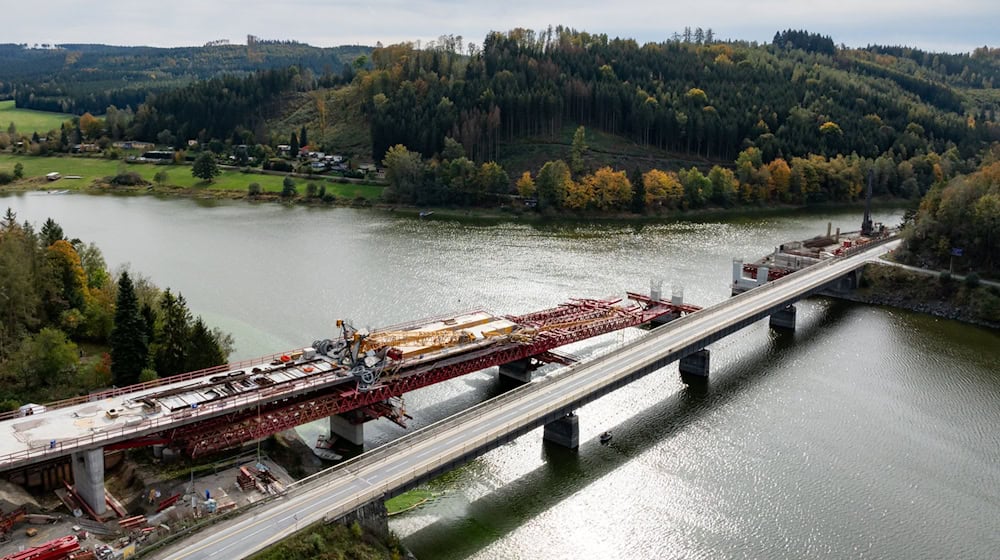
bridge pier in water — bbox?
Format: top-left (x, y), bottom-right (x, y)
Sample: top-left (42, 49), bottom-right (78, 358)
top-left (543, 412), bottom-right (579, 449)
top-left (330, 411), bottom-right (365, 446)
top-left (71, 447), bottom-right (106, 516)
top-left (498, 358), bottom-right (534, 385)
top-left (769, 304), bottom-right (797, 331)
top-left (679, 349), bottom-right (711, 383)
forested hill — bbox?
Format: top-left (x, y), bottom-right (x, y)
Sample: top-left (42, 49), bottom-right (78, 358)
top-left (365, 29), bottom-right (1000, 165)
top-left (0, 41), bottom-right (371, 114)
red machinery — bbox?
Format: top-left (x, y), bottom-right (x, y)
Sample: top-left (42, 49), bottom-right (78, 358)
top-left (164, 295), bottom-right (700, 456)
top-left (1, 535), bottom-right (79, 560)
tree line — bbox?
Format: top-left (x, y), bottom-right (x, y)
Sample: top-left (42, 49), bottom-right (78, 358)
top-left (0, 211), bottom-right (231, 409)
top-left (899, 148), bottom-right (1000, 278)
top-left (381, 125), bottom-right (976, 210)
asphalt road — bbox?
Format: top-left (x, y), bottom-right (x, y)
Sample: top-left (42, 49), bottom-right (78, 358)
top-left (155, 240), bottom-right (899, 560)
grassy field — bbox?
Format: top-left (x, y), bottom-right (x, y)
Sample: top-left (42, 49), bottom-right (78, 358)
top-left (0, 154), bottom-right (384, 200)
top-left (0, 100), bottom-right (73, 135)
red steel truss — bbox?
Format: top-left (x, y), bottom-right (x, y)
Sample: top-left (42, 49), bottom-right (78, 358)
top-left (158, 296), bottom-right (699, 457)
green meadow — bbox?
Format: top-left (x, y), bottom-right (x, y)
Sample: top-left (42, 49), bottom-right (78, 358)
top-left (0, 154), bottom-right (383, 200)
top-left (0, 100), bottom-right (73, 134)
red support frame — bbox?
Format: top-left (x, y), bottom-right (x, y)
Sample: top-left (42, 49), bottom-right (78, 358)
top-left (148, 297), bottom-right (701, 457)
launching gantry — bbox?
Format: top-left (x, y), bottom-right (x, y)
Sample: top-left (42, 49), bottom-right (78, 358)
top-left (101, 293), bottom-right (700, 457)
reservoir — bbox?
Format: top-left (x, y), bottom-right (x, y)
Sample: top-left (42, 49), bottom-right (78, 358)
top-left (2, 193), bottom-right (997, 559)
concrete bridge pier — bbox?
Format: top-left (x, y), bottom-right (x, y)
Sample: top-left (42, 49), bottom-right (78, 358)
top-left (499, 358), bottom-right (534, 385)
top-left (679, 349), bottom-right (711, 384)
top-left (71, 447), bottom-right (106, 516)
top-left (543, 412), bottom-right (579, 449)
top-left (824, 268), bottom-right (864, 297)
top-left (769, 304), bottom-right (797, 331)
top-left (330, 411), bottom-right (365, 446)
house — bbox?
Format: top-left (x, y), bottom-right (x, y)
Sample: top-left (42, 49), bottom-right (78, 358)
top-left (71, 143), bottom-right (100, 153)
top-left (112, 141), bottom-right (155, 151)
top-left (277, 144), bottom-right (291, 156)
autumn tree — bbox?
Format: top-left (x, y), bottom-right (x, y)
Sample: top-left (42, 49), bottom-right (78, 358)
top-left (516, 171), bottom-right (536, 198)
top-left (583, 167), bottom-right (632, 210)
top-left (78, 112), bottom-right (103, 140)
top-left (767, 158), bottom-right (792, 201)
top-left (643, 169), bottom-right (683, 210)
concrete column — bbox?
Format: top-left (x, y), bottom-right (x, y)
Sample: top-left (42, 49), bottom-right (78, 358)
top-left (756, 266), bottom-right (770, 286)
top-left (679, 349), bottom-right (710, 382)
top-left (330, 412), bottom-right (364, 446)
top-left (71, 448), bottom-right (106, 516)
top-left (498, 358), bottom-right (533, 385)
top-left (769, 304), bottom-right (797, 331)
top-left (543, 413), bottom-right (579, 449)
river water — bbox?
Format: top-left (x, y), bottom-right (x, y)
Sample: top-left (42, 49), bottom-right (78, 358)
top-left (2, 192), bottom-right (998, 559)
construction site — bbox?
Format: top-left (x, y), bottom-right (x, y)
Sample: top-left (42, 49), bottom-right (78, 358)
top-left (0, 291), bottom-right (700, 559)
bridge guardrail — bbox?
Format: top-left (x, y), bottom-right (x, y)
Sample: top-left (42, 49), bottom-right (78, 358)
top-left (0, 364), bottom-right (356, 470)
top-left (0, 351), bottom-right (299, 423)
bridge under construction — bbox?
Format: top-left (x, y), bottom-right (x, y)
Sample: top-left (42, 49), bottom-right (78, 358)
top-left (0, 291), bottom-right (698, 516)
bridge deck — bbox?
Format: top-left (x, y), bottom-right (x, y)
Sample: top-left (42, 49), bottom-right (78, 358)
top-left (0, 295), bottom-right (692, 470)
top-left (154, 238), bottom-right (899, 560)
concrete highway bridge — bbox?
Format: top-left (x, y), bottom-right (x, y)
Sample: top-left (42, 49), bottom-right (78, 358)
top-left (152, 237), bottom-right (900, 559)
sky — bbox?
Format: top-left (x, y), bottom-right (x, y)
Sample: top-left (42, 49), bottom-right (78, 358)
top-left (7, 0), bottom-right (998, 53)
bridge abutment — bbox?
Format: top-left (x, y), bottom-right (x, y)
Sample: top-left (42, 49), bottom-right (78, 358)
top-left (543, 413), bottom-right (579, 449)
top-left (498, 358), bottom-right (534, 385)
top-left (71, 447), bottom-right (106, 516)
top-left (679, 349), bottom-right (711, 383)
top-left (330, 412), bottom-right (365, 446)
top-left (769, 304), bottom-right (797, 331)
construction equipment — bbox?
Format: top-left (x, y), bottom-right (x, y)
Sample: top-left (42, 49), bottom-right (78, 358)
top-left (0, 507), bottom-right (26, 541)
top-left (0, 535), bottom-right (79, 560)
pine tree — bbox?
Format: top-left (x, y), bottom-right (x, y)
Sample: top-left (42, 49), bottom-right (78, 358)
top-left (155, 289), bottom-right (191, 377)
top-left (186, 317), bottom-right (225, 371)
top-left (299, 125), bottom-right (308, 149)
top-left (109, 271), bottom-right (148, 386)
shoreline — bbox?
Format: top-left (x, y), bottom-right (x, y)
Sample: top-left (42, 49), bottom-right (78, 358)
top-left (842, 263), bottom-right (999, 329)
top-left (1, 179), bottom-right (910, 226)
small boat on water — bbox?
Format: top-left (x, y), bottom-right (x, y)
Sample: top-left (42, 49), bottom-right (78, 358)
top-left (599, 431), bottom-right (612, 444)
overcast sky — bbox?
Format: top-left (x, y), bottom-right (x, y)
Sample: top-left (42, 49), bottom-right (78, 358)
top-left (8, 0), bottom-right (997, 53)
